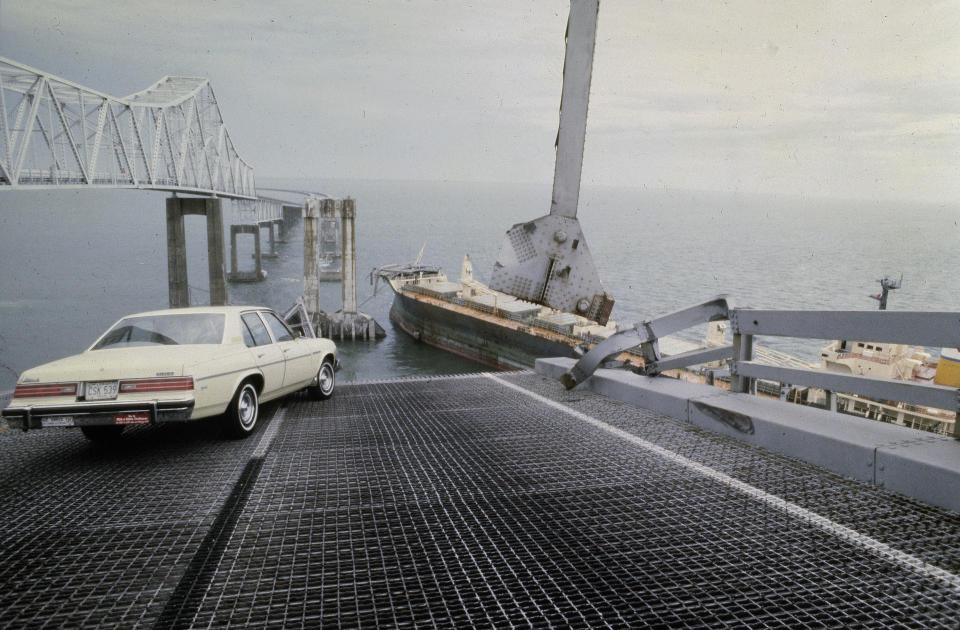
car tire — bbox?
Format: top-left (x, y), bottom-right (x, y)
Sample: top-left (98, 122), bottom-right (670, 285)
top-left (308, 357), bottom-right (335, 400)
top-left (81, 426), bottom-right (124, 442)
top-left (224, 381), bottom-right (259, 438)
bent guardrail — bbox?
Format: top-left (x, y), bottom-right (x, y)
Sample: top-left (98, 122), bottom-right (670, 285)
top-left (561, 299), bottom-right (960, 438)
top-left (559, 295), bottom-right (734, 388)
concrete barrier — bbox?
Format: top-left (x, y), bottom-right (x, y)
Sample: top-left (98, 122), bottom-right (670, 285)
top-left (536, 357), bottom-right (960, 513)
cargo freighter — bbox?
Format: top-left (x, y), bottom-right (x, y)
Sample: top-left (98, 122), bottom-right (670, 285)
top-left (376, 0), bottom-right (629, 370)
top-left (373, 0), bottom-right (956, 435)
top-left (373, 0), bottom-right (808, 377)
top-left (373, 252), bottom-right (810, 376)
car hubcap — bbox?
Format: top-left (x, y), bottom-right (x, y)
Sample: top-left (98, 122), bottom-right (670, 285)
top-left (320, 364), bottom-right (334, 394)
top-left (238, 387), bottom-right (257, 429)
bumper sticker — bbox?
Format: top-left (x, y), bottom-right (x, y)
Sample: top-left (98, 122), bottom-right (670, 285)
top-left (114, 412), bottom-right (150, 425)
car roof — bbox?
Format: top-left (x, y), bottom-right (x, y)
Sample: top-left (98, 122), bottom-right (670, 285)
top-left (121, 305), bottom-right (273, 318)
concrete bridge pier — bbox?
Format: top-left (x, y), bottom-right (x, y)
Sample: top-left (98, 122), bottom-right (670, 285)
top-left (303, 196), bottom-right (385, 340)
top-left (166, 197), bottom-right (227, 308)
top-left (258, 221), bottom-right (279, 259)
top-left (228, 224), bottom-right (267, 282)
top-left (340, 199), bottom-right (357, 314)
top-left (303, 199), bottom-right (321, 316)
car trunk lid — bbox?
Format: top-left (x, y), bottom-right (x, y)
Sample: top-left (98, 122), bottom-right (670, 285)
top-left (20, 346), bottom-right (231, 383)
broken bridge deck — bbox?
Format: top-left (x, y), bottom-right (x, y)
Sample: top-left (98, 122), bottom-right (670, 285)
top-left (0, 372), bottom-right (958, 627)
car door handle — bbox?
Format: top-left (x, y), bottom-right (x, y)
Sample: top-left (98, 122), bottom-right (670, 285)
top-left (257, 353), bottom-right (265, 358)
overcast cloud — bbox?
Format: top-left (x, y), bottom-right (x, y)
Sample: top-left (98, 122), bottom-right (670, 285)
top-left (2, 0), bottom-right (958, 202)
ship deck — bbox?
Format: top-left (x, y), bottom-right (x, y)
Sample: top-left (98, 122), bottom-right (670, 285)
top-left (1, 372), bottom-right (958, 627)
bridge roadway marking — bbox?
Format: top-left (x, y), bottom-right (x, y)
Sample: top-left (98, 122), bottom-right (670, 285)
top-left (485, 373), bottom-right (960, 593)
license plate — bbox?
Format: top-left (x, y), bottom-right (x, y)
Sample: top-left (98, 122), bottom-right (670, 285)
top-left (114, 412), bottom-right (150, 425)
top-left (86, 381), bottom-right (118, 401)
top-left (42, 416), bottom-right (74, 427)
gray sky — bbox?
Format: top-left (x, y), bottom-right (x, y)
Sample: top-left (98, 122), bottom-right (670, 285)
top-left (2, 0), bottom-right (958, 202)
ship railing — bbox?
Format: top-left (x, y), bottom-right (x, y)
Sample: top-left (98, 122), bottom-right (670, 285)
top-left (728, 309), bottom-right (959, 436)
top-left (836, 393), bottom-right (952, 435)
top-left (560, 297), bottom-right (960, 439)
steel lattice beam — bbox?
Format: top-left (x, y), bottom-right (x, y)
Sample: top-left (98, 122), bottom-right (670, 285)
top-left (0, 56), bottom-right (255, 199)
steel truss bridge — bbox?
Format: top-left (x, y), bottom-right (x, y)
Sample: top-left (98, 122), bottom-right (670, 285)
top-left (0, 56), bottom-right (256, 200)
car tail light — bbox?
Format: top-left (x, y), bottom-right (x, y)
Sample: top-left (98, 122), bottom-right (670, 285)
top-left (119, 377), bottom-right (194, 393)
top-left (13, 383), bottom-right (78, 398)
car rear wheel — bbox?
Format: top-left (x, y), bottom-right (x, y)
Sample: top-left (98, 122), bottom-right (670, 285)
top-left (224, 382), bottom-right (259, 438)
top-left (308, 358), bottom-right (335, 400)
top-left (81, 426), bottom-right (124, 442)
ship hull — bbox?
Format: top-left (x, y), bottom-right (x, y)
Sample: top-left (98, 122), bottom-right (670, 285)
top-left (389, 291), bottom-right (579, 371)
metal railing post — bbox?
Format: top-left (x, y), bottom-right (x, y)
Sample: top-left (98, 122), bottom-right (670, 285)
top-left (730, 332), bottom-right (754, 394)
top-left (953, 392), bottom-right (960, 439)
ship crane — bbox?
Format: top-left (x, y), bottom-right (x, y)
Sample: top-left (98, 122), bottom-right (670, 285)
top-left (487, 0), bottom-right (615, 325)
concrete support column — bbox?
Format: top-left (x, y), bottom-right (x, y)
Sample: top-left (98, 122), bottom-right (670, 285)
top-left (303, 197), bottom-right (321, 316)
top-left (257, 223), bottom-right (277, 259)
top-left (230, 228), bottom-right (240, 276)
top-left (166, 196), bottom-right (227, 308)
top-left (166, 200), bottom-right (189, 308)
top-left (341, 198), bottom-right (357, 314)
top-left (228, 224), bottom-right (264, 282)
top-left (253, 227), bottom-right (263, 276)
top-left (267, 222), bottom-right (277, 256)
top-left (205, 200), bottom-right (227, 306)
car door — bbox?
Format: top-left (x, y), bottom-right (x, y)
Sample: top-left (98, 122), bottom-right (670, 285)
top-left (260, 310), bottom-right (316, 390)
top-left (241, 311), bottom-right (285, 397)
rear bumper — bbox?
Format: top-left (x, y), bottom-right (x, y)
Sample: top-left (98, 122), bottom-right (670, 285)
top-left (1, 398), bottom-right (195, 431)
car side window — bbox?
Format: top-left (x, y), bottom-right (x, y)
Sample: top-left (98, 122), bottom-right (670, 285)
top-left (241, 313), bottom-right (272, 347)
top-left (240, 320), bottom-right (257, 348)
top-left (261, 311), bottom-right (294, 342)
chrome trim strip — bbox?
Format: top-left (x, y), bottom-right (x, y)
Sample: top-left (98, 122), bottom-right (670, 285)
top-left (195, 366), bottom-right (266, 383)
top-left (3, 398), bottom-right (194, 415)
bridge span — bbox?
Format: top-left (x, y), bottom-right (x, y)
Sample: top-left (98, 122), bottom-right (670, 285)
top-left (0, 56), bottom-right (255, 199)
top-left (0, 57), bottom-right (350, 307)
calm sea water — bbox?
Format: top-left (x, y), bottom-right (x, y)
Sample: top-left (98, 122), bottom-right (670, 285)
top-left (1, 179), bottom-right (957, 391)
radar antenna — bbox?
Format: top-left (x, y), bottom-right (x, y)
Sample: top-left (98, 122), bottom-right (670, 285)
top-left (869, 273), bottom-right (902, 310)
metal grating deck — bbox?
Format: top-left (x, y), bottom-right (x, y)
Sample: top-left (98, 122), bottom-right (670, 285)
top-left (0, 372), bottom-right (958, 628)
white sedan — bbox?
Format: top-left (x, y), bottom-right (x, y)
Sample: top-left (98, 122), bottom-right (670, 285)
top-left (2, 306), bottom-right (338, 440)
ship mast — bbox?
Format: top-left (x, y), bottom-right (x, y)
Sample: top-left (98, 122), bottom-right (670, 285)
top-left (869, 274), bottom-right (902, 310)
top-left (487, 0), bottom-right (615, 324)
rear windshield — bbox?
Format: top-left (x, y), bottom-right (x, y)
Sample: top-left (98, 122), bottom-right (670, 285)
top-left (92, 314), bottom-right (226, 349)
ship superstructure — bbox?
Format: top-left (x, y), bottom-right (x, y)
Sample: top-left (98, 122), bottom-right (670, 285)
top-left (805, 276), bottom-right (958, 434)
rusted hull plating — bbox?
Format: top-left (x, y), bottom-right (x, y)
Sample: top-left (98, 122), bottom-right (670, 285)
top-left (389, 292), bottom-right (578, 370)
